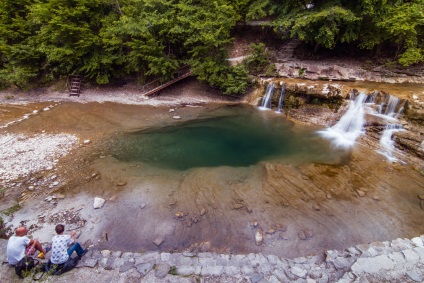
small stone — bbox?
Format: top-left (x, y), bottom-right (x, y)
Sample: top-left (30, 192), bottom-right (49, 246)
top-left (101, 250), bottom-right (111, 257)
top-left (57, 194), bottom-right (65, 199)
top-left (136, 262), bottom-right (154, 276)
top-left (406, 270), bottom-right (423, 282)
top-left (411, 237), bottom-right (424, 247)
top-left (109, 195), bottom-right (117, 201)
top-left (233, 203), bottom-right (244, 209)
top-left (255, 229), bottom-right (263, 245)
top-left (153, 237), bottom-right (164, 246)
top-left (356, 190), bottom-right (366, 197)
top-left (84, 259), bottom-right (98, 268)
top-left (119, 261), bottom-right (134, 273)
top-left (290, 266), bottom-right (307, 278)
top-left (326, 194), bottom-right (332, 199)
top-left (267, 228), bottom-right (276, 234)
top-left (155, 263), bottom-right (171, 278)
top-left (372, 195), bottom-right (380, 201)
top-left (169, 109), bottom-right (175, 112)
top-left (116, 181), bottom-right (127, 186)
top-left (418, 195), bottom-right (424, 200)
top-left (83, 139), bottom-right (91, 144)
top-left (140, 203), bottom-right (146, 209)
top-left (313, 204), bottom-right (320, 211)
top-left (200, 208), bottom-right (206, 216)
top-left (173, 116), bottom-right (181, 119)
top-left (175, 211), bottom-right (184, 218)
top-left (250, 273), bottom-right (264, 283)
top-left (93, 197), bottom-right (106, 209)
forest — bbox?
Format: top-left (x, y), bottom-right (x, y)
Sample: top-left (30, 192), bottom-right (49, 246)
top-left (0, 0), bottom-right (423, 94)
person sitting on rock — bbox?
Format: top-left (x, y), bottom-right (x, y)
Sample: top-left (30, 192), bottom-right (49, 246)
top-left (6, 226), bottom-right (49, 265)
top-left (50, 224), bottom-right (86, 265)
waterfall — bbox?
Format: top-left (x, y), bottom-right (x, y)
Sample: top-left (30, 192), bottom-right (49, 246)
top-left (318, 92), bottom-right (367, 148)
top-left (260, 83), bottom-right (275, 110)
top-left (276, 85), bottom-right (286, 113)
top-left (378, 124), bottom-right (404, 161)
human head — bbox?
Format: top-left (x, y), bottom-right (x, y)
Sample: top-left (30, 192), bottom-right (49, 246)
top-left (55, 224), bottom-right (65, 234)
top-left (15, 226), bottom-right (28, 236)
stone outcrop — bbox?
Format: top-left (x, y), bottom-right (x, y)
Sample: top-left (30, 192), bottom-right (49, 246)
top-left (274, 60), bottom-right (424, 84)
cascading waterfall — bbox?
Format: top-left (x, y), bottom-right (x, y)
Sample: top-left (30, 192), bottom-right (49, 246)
top-left (378, 124), bottom-right (404, 161)
top-left (319, 90), bottom-right (406, 160)
top-left (318, 92), bottom-right (367, 148)
top-left (259, 83), bottom-right (275, 110)
top-left (276, 85), bottom-right (286, 113)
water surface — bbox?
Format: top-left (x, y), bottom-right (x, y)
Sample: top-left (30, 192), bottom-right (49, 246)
top-left (111, 105), bottom-right (343, 170)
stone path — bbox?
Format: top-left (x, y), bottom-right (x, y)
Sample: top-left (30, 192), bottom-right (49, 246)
top-left (1, 235), bottom-right (423, 282)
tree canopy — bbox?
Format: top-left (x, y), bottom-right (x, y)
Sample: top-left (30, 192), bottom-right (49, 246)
top-left (0, 0), bottom-right (423, 92)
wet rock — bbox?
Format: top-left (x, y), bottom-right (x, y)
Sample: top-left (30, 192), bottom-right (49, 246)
top-left (256, 229), bottom-right (264, 245)
top-left (155, 263), bottom-right (171, 278)
top-left (93, 197), bottom-right (106, 209)
top-left (153, 237), bottom-right (164, 246)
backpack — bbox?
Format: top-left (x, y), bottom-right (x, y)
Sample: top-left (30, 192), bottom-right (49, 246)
top-left (44, 256), bottom-right (80, 275)
top-left (15, 256), bottom-right (39, 278)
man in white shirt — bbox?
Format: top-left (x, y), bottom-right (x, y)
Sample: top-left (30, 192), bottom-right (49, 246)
top-left (7, 226), bottom-right (48, 265)
top-left (50, 224), bottom-right (86, 265)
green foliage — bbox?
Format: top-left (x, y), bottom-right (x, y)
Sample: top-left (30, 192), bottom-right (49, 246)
top-left (244, 43), bottom-right (270, 75)
top-left (168, 266), bottom-right (178, 275)
top-left (0, 0), bottom-right (423, 91)
top-left (2, 204), bottom-right (21, 216)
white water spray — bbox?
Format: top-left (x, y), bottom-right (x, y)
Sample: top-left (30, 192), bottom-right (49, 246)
top-left (318, 93), bottom-right (367, 148)
top-left (276, 85), bottom-right (286, 113)
top-left (378, 124), bottom-right (404, 161)
top-left (259, 83), bottom-right (275, 110)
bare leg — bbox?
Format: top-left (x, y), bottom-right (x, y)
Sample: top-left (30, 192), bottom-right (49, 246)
top-left (32, 240), bottom-right (46, 254)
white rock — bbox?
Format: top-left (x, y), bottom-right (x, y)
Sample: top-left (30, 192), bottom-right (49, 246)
top-left (169, 109), bottom-right (175, 112)
top-left (411, 237), bottom-right (424, 247)
top-left (43, 107), bottom-right (50, 111)
top-left (255, 229), bottom-right (263, 245)
top-left (32, 110), bottom-right (39, 114)
top-left (173, 116), bottom-right (181, 119)
top-left (83, 139), bottom-right (91, 144)
top-left (412, 95), bottom-right (418, 100)
top-left (93, 197), bottom-right (106, 209)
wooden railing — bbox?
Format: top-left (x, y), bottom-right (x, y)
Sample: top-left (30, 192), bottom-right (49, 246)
top-left (140, 66), bottom-right (192, 96)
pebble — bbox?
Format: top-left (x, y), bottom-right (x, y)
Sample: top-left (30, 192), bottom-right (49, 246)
top-left (116, 181), bottom-right (127, 186)
top-left (173, 116), bottom-right (181, 119)
top-left (153, 237), bottom-right (164, 246)
top-left (83, 139), bottom-right (91, 144)
top-left (356, 190), bottom-right (366, 197)
top-left (255, 229), bottom-right (263, 245)
top-left (93, 197), bottom-right (106, 209)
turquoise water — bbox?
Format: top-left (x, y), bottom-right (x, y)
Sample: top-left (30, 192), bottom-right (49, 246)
top-left (111, 105), bottom-right (341, 170)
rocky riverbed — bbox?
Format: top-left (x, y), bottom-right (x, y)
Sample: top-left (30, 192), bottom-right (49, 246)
top-left (0, 76), bottom-right (423, 282)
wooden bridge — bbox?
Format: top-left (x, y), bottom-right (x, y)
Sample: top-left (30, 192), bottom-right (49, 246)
top-left (140, 66), bottom-right (192, 96)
